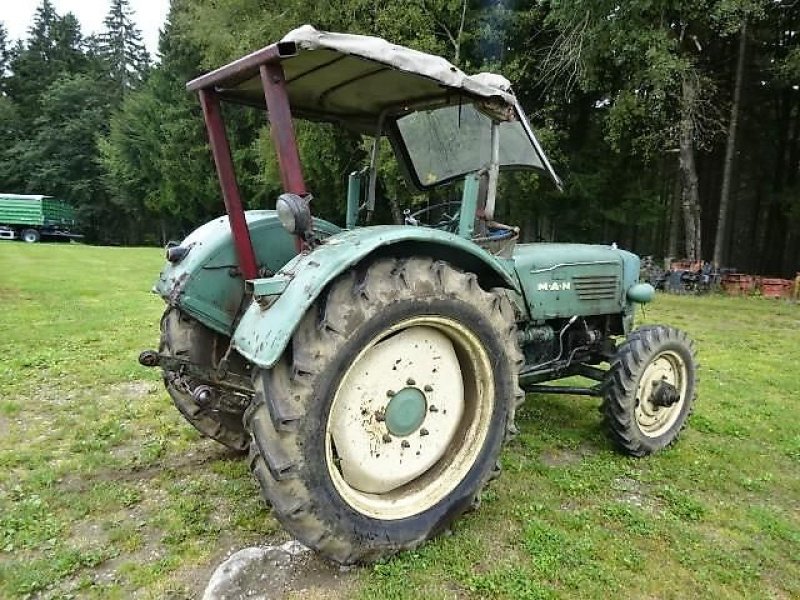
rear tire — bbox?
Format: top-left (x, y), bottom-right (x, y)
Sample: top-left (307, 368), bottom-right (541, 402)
top-left (21, 229), bottom-right (40, 243)
top-left (245, 257), bottom-right (524, 563)
top-left (160, 309), bottom-right (250, 452)
top-left (604, 325), bottom-right (697, 456)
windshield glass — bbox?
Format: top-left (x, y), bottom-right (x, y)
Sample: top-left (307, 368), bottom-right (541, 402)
top-left (396, 102), bottom-right (544, 187)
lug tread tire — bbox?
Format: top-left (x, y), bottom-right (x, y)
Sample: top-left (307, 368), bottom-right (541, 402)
top-left (160, 309), bottom-right (249, 452)
top-left (246, 257), bottom-right (523, 564)
top-left (603, 325), bottom-right (698, 457)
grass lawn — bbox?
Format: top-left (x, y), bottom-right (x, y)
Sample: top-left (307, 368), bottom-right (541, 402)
top-left (0, 242), bottom-right (798, 599)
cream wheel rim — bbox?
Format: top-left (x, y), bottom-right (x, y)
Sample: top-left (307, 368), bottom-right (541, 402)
top-left (325, 316), bottom-right (494, 520)
top-left (635, 350), bottom-right (688, 437)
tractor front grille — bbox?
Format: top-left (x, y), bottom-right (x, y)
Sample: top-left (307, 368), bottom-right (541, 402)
top-left (572, 275), bottom-right (619, 301)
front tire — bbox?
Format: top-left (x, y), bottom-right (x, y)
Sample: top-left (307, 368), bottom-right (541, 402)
top-left (246, 257), bottom-right (523, 563)
top-left (604, 325), bottom-right (697, 456)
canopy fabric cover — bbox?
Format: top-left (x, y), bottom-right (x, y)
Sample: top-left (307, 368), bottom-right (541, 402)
top-left (187, 25), bottom-right (562, 189)
top-left (281, 24), bottom-right (517, 107)
top-left (195, 25), bottom-right (518, 130)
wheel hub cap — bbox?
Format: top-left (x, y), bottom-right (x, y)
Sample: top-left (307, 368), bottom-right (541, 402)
top-left (329, 325), bottom-right (465, 495)
top-left (635, 351), bottom-right (687, 437)
top-left (385, 387), bottom-right (427, 436)
top-left (650, 380), bottom-right (680, 407)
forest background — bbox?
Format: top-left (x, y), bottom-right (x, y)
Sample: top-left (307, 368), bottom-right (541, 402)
top-left (1, 0), bottom-right (798, 277)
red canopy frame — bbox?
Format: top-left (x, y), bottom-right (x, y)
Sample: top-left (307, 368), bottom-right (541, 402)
top-left (189, 45), bottom-right (307, 280)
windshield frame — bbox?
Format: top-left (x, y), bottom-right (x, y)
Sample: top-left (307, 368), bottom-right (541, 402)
top-left (386, 99), bottom-right (559, 192)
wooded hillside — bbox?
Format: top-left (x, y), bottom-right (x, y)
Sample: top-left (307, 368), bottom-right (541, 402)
top-left (1, 0), bottom-right (798, 276)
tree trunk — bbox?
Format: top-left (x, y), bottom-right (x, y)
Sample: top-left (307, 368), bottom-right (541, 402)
top-left (679, 75), bottom-right (702, 260)
top-left (668, 173), bottom-right (681, 260)
top-left (713, 20), bottom-right (747, 267)
top-left (388, 197), bottom-right (403, 225)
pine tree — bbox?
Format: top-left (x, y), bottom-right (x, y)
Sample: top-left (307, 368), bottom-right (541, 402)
top-left (27, 0), bottom-right (58, 57)
top-left (5, 2), bottom-right (90, 124)
top-left (97, 0), bottom-right (150, 97)
top-left (0, 22), bottom-right (9, 93)
top-left (100, 0), bottom-right (216, 242)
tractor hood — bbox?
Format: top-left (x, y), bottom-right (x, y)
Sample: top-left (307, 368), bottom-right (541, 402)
top-left (512, 243), bottom-right (641, 321)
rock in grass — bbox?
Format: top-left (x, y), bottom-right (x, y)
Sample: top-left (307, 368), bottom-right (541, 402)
top-left (202, 541), bottom-right (310, 600)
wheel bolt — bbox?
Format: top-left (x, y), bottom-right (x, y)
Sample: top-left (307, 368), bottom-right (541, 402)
top-left (386, 390), bottom-right (395, 397)
top-left (382, 433), bottom-right (392, 443)
top-left (407, 378), bottom-right (416, 386)
top-left (375, 411), bottom-right (385, 422)
top-left (401, 440), bottom-right (410, 448)
top-left (429, 405), bottom-right (438, 413)
top-left (424, 384), bottom-right (433, 392)
top-left (420, 428), bottom-right (429, 436)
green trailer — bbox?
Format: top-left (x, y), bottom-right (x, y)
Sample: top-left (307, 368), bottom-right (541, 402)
top-left (0, 194), bottom-right (82, 243)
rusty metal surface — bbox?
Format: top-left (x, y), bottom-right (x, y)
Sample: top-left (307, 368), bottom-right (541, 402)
top-left (260, 64), bottom-right (307, 197)
top-left (199, 89), bottom-right (259, 281)
top-left (186, 43), bottom-right (292, 92)
top-left (153, 212), bottom-right (341, 336)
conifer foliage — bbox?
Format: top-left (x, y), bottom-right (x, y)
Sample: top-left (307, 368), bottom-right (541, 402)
top-left (97, 0), bottom-right (150, 96)
top-left (0, 0), bottom-right (798, 274)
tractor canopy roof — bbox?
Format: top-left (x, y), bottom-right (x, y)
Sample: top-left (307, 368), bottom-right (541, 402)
top-left (187, 25), bottom-right (560, 189)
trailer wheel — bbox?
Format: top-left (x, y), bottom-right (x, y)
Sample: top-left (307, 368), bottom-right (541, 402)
top-left (246, 257), bottom-right (524, 564)
top-left (604, 325), bottom-right (697, 456)
top-left (160, 309), bottom-right (250, 451)
top-left (21, 229), bottom-right (40, 243)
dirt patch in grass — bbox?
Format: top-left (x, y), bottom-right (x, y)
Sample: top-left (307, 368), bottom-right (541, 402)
top-left (0, 285), bottom-right (29, 301)
top-left (540, 441), bottom-right (600, 467)
top-left (2, 247), bottom-right (800, 599)
top-left (611, 475), bottom-right (662, 511)
top-left (0, 378), bottom-right (283, 598)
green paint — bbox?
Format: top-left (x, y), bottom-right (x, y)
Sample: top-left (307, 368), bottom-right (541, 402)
top-left (511, 243), bottom-right (639, 321)
top-left (162, 211), bottom-right (643, 368)
top-left (152, 210), bottom-right (341, 335)
top-left (385, 387), bottom-right (427, 436)
top-left (0, 194), bottom-right (77, 227)
top-left (248, 275), bottom-right (291, 297)
top-left (346, 170), bottom-right (363, 229)
top-left (627, 282), bottom-right (656, 303)
top-left (232, 225), bottom-right (520, 368)
top-left (458, 173), bottom-right (479, 239)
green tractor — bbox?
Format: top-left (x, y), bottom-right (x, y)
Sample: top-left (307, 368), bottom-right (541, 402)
top-left (140, 26), bottom-right (697, 564)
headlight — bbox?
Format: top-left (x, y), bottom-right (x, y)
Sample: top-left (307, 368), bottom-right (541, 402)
top-left (276, 193), bottom-right (311, 235)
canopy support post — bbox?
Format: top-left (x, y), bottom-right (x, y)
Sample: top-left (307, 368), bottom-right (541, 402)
top-left (260, 63), bottom-right (307, 196)
top-left (199, 88), bottom-right (258, 281)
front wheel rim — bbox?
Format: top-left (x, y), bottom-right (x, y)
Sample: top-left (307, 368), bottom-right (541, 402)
top-left (634, 350), bottom-right (688, 437)
top-left (325, 315), bottom-right (495, 520)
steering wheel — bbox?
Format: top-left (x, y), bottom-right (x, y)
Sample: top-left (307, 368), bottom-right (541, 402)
top-left (406, 201), bottom-right (462, 232)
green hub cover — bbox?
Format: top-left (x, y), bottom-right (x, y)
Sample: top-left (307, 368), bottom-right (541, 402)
top-left (385, 387), bottom-right (427, 436)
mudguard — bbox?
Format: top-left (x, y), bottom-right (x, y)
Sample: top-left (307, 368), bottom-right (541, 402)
top-left (232, 225), bottom-right (521, 369)
top-left (153, 210), bottom-right (341, 335)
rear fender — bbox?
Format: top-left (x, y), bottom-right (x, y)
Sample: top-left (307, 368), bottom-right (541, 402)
top-left (232, 226), bottom-right (521, 369)
top-left (153, 210), bottom-right (341, 335)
